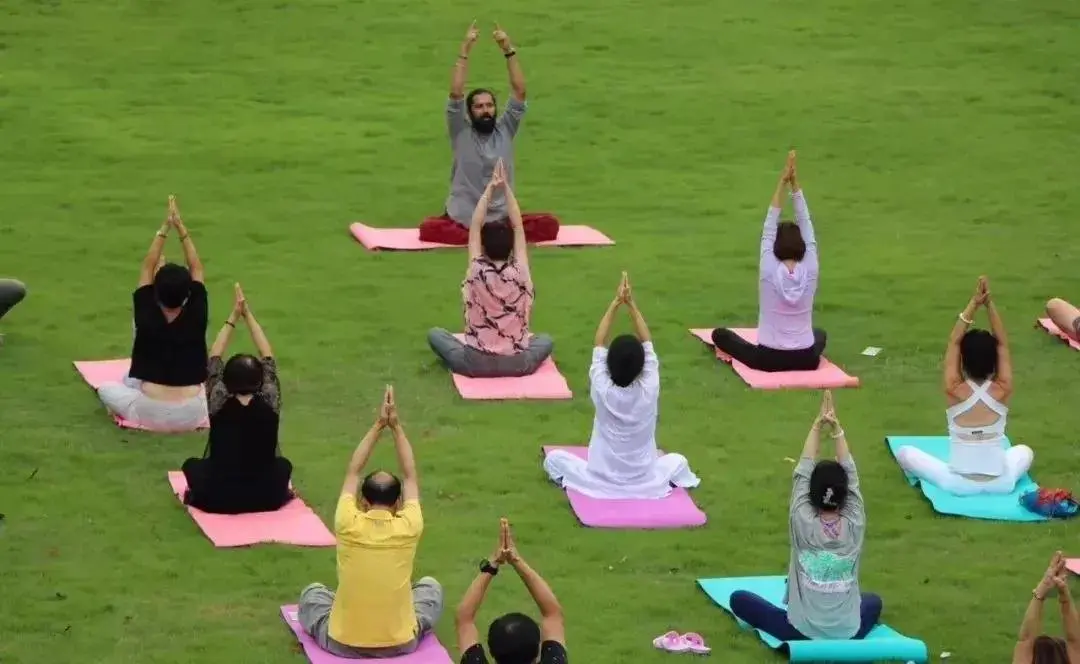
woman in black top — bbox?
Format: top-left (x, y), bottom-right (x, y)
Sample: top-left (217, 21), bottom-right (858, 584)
top-left (182, 284), bottom-right (293, 514)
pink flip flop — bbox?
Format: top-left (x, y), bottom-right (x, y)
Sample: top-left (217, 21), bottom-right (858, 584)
top-left (681, 633), bottom-right (711, 654)
top-left (652, 631), bottom-right (690, 653)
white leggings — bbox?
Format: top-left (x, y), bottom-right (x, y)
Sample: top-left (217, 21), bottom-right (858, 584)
top-left (896, 445), bottom-right (1034, 495)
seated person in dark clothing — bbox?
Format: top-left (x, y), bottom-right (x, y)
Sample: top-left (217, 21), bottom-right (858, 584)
top-left (456, 518), bottom-right (568, 664)
top-left (98, 196), bottom-right (209, 431)
top-left (182, 284), bottom-right (292, 514)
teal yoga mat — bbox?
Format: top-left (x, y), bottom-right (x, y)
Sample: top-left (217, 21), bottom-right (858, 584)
top-left (697, 575), bottom-right (928, 662)
top-left (884, 436), bottom-right (1046, 522)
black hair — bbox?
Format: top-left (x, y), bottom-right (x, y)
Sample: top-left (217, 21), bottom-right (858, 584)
top-left (360, 471), bottom-right (402, 507)
top-left (222, 353), bottom-right (264, 394)
top-left (153, 263), bottom-right (193, 308)
top-left (487, 612), bottom-right (541, 664)
top-left (1032, 635), bottom-right (1069, 664)
top-left (466, 88), bottom-right (498, 116)
top-left (773, 222), bottom-right (807, 262)
top-left (809, 460), bottom-right (849, 511)
top-left (959, 328), bottom-right (999, 382)
top-left (607, 334), bottom-right (646, 387)
top-left (481, 221), bottom-right (514, 262)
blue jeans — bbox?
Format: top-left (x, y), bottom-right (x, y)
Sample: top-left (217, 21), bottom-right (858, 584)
top-left (729, 590), bottom-right (883, 641)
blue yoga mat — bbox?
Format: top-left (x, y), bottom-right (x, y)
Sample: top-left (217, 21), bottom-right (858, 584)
top-left (884, 436), bottom-right (1046, 522)
top-left (697, 575), bottom-right (928, 662)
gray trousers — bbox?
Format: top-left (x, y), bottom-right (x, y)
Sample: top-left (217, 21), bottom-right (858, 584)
top-left (428, 327), bottom-right (554, 378)
top-left (0, 279), bottom-right (26, 322)
top-left (298, 578), bottom-right (444, 659)
top-left (97, 376), bottom-right (208, 431)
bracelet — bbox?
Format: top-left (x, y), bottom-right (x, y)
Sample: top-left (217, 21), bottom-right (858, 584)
top-left (458, 54), bottom-right (468, 61)
top-left (504, 49), bottom-right (517, 58)
top-left (958, 312), bottom-right (973, 325)
top-left (225, 320), bottom-right (235, 328)
top-left (179, 234), bottom-right (189, 241)
top-left (1034, 589), bottom-right (1046, 600)
top-left (830, 428), bottom-right (845, 439)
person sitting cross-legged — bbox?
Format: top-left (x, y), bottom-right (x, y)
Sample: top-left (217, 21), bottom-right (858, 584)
top-left (544, 272), bottom-right (699, 498)
top-left (456, 518), bottom-right (567, 664)
top-left (97, 195), bottom-right (209, 431)
top-left (428, 159), bottom-right (554, 378)
top-left (710, 150), bottom-right (827, 372)
top-left (297, 386), bottom-right (443, 659)
top-left (420, 21), bottom-right (560, 245)
top-left (730, 390), bottom-right (883, 642)
top-left (1045, 297), bottom-right (1080, 343)
top-left (896, 276), bottom-right (1034, 495)
top-left (181, 284), bottom-right (293, 514)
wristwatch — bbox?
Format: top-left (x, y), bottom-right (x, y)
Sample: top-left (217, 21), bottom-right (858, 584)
top-left (479, 559), bottom-right (499, 576)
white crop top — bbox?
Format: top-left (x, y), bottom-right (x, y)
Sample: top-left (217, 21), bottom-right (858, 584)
top-left (946, 379), bottom-right (1008, 476)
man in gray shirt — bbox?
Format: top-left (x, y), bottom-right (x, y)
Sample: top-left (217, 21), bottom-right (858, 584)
top-left (418, 22), bottom-right (560, 246)
top-left (729, 391), bottom-right (883, 643)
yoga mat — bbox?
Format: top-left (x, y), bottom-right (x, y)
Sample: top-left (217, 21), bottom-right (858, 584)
top-left (168, 472), bottom-right (336, 547)
top-left (697, 575), bottom-right (928, 662)
top-left (280, 605), bottom-right (453, 663)
top-left (348, 222), bottom-right (614, 251)
top-left (541, 445), bottom-right (706, 528)
top-left (688, 328), bottom-right (860, 390)
top-left (449, 335), bottom-right (572, 400)
top-left (1068, 559), bottom-right (1080, 576)
top-left (884, 436), bottom-right (1047, 522)
top-left (1037, 318), bottom-right (1080, 351)
top-left (73, 359), bottom-right (209, 431)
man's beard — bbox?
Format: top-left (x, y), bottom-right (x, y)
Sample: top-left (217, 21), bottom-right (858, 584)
top-left (471, 114), bottom-right (496, 134)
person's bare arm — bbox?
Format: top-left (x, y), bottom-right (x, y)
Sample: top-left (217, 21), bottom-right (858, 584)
top-left (594, 299), bottom-right (621, 347)
top-left (209, 307), bottom-right (241, 359)
top-left (138, 213), bottom-right (171, 287)
top-left (505, 183), bottom-right (528, 268)
top-left (944, 293), bottom-right (980, 396)
top-left (1057, 577), bottom-right (1080, 662)
top-left (1013, 594), bottom-right (1044, 664)
top-left (341, 421), bottom-right (382, 496)
top-left (468, 180), bottom-right (496, 261)
top-left (386, 391), bottom-right (419, 503)
top-left (626, 299), bottom-right (651, 343)
top-left (456, 531), bottom-right (505, 655)
top-left (242, 302), bottom-right (273, 358)
top-left (985, 294), bottom-right (1013, 395)
top-left (512, 556), bottom-right (564, 644)
top-left (169, 200), bottom-right (204, 283)
top-left (496, 25), bottom-right (526, 102)
top-left (450, 23), bottom-right (479, 100)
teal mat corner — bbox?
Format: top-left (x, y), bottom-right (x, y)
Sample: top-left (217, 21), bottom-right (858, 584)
top-left (884, 436), bottom-right (1047, 522)
top-left (697, 575), bottom-right (928, 662)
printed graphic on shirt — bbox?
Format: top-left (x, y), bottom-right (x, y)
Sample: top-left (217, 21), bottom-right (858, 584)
top-left (797, 550), bottom-right (856, 593)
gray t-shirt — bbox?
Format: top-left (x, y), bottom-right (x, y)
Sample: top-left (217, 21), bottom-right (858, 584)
top-left (444, 97), bottom-right (527, 226)
top-left (786, 456), bottom-right (865, 639)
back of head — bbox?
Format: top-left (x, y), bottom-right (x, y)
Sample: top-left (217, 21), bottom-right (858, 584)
top-left (360, 471), bottom-right (402, 508)
top-left (809, 460), bottom-right (849, 511)
top-left (153, 263), bottom-right (193, 308)
top-left (480, 221), bottom-right (514, 262)
top-left (959, 328), bottom-right (998, 382)
top-left (223, 353), bottom-right (264, 395)
top-left (607, 334), bottom-right (645, 387)
top-left (772, 222), bottom-right (807, 262)
top-left (1032, 635), bottom-right (1069, 664)
top-left (488, 612), bottom-right (541, 664)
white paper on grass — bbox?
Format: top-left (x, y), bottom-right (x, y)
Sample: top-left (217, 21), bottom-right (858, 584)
top-left (861, 346), bottom-right (882, 356)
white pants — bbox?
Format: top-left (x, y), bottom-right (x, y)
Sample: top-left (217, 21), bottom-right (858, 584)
top-left (544, 450), bottom-right (700, 499)
top-left (896, 445), bottom-right (1034, 495)
top-left (97, 376), bottom-right (208, 432)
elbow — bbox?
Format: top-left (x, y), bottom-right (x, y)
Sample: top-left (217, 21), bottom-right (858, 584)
top-left (454, 605), bottom-right (473, 625)
top-left (540, 602), bottom-right (564, 620)
top-left (513, 86), bottom-right (526, 101)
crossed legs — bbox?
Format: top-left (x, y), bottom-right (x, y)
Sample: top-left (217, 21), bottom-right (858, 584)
top-left (1046, 298), bottom-right (1080, 340)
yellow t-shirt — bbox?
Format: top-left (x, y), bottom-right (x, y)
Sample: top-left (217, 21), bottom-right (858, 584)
top-left (328, 493), bottom-right (424, 648)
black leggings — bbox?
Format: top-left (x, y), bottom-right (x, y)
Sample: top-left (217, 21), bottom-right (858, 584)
top-left (711, 328), bottom-right (827, 372)
top-left (182, 456), bottom-right (294, 514)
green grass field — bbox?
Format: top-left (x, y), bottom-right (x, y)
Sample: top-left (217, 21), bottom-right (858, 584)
top-left (3, 0), bottom-right (1080, 661)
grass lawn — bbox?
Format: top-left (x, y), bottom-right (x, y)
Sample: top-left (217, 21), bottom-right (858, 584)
top-left (3, 0), bottom-right (1080, 661)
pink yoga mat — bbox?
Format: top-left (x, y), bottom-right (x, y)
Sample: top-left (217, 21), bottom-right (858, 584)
top-left (280, 605), bottom-right (453, 663)
top-left (349, 222), bottom-right (614, 251)
top-left (449, 335), bottom-right (572, 400)
top-left (1068, 559), bottom-right (1080, 576)
top-left (689, 328), bottom-right (860, 390)
top-left (73, 359), bottom-right (210, 431)
top-left (542, 445), bottom-right (707, 529)
top-left (168, 472), bottom-right (335, 548)
top-left (1037, 318), bottom-right (1080, 351)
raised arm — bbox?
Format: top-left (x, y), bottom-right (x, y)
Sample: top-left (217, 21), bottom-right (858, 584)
top-left (493, 24), bottom-right (525, 102)
top-left (822, 392), bottom-right (863, 519)
top-left (505, 183), bottom-right (528, 268)
top-left (450, 22), bottom-right (479, 101)
top-left (386, 387), bottom-right (419, 503)
top-left (138, 199), bottom-right (172, 287)
top-left (504, 523), bottom-right (565, 645)
top-left (760, 154), bottom-right (793, 269)
top-left (983, 281), bottom-right (1013, 394)
top-left (467, 170), bottom-right (501, 261)
top-left (623, 274), bottom-right (651, 343)
top-left (1014, 554), bottom-right (1067, 664)
top-left (944, 279), bottom-right (984, 395)
top-left (1056, 575), bottom-right (1080, 663)
top-left (236, 285), bottom-right (273, 358)
top-left (168, 197), bottom-right (204, 283)
top-left (340, 401), bottom-right (385, 496)
top-left (456, 522), bottom-right (507, 656)
top-left (788, 152), bottom-right (817, 261)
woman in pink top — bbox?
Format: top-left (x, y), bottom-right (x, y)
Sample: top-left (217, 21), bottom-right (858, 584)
top-left (427, 160), bottom-right (553, 377)
top-left (711, 150), bottom-right (826, 372)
